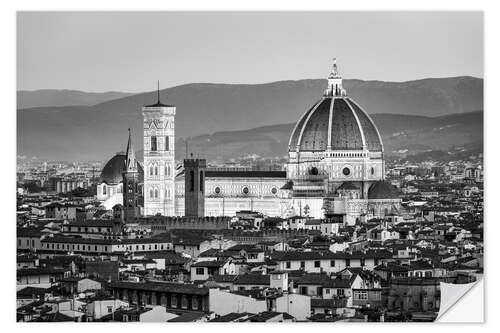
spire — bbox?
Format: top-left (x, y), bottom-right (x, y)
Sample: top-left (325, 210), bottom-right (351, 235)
top-left (125, 128), bottom-right (137, 172)
top-left (157, 80), bottom-right (161, 104)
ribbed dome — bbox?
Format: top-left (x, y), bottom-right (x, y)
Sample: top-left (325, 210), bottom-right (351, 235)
top-left (99, 153), bottom-right (144, 184)
top-left (288, 96), bottom-right (383, 152)
top-left (368, 181), bottom-right (400, 199)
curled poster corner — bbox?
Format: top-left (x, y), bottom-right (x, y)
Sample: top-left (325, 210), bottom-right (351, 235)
top-left (436, 278), bottom-right (484, 322)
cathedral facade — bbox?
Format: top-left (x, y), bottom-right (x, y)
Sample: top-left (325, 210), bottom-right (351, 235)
top-left (283, 59), bottom-right (400, 223)
top-left (97, 60), bottom-right (400, 224)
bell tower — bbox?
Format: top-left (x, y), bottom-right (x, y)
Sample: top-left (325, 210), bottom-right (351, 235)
top-left (142, 82), bottom-right (176, 216)
top-left (122, 128), bottom-right (140, 222)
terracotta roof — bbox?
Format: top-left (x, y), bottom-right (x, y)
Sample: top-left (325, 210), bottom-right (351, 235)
top-left (191, 260), bottom-right (227, 268)
top-left (337, 182), bottom-right (360, 191)
top-left (311, 298), bottom-right (348, 308)
top-left (17, 267), bottom-right (68, 276)
top-left (205, 170), bottom-right (286, 178)
top-left (289, 97), bottom-right (382, 152)
top-left (209, 312), bottom-right (254, 322)
top-left (110, 281), bottom-right (209, 296)
top-left (99, 153), bottom-right (144, 184)
top-left (368, 181), bottom-right (401, 199)
top-left (234, 274), bottom-right (270, 285)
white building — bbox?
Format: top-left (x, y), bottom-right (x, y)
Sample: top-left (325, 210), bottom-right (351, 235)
top-left (142, 85), bottom-right (177, 216)
top-left (209, 288), bottom-right (311, 321)
top-left (96, 60), bottom-right (400, 222)
top-left (284, 59), bottom-right (400, 222)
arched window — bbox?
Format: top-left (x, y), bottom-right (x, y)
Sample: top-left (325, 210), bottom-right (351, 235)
top-left (102, 185), bottom-right (107, 195)
top-left (154, 166), bottom-right (158, 176)
top-left (165, 136), bottom-right (169, 151)
top-left (154, 189), bottom-right (159, 198)
top-left (150, 166), bottom-right (154, 176)
top-left (189, 170), bottom-right (195, 192)
top-left (149, 189), bottom-right (154, 198)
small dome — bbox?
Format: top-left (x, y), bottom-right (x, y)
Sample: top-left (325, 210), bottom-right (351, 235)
top-left (336, 182), bottom-right (360, 191)
top-left (100, 153), bottom-right (143, 184)
top-left (368, 181), bottom-right (400, 199)
top-left (289, 97), bottom-right (383, 152)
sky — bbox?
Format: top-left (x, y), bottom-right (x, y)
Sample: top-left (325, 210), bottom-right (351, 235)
top-left (17, 11), bottom-right (483, 92)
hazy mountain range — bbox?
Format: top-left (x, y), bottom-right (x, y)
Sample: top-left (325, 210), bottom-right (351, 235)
top-left (17, 89), bottom-right (134, 109)
top-left (17, 76), bottom-right (483, 161)
top-left (177, 111), bottom-right (483, 162)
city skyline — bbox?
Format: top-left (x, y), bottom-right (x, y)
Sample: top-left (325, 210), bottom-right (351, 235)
top-left (15, 11), bottom-right (484, 323)
top-left (17, 11), bottom-right (483, 92)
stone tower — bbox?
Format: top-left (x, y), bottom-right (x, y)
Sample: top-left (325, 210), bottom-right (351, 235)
top-left (142, 82), bottom-right (176, 216)
top-left (122, 128), bottom-right (140, 222)
top-left (184, 158), bottom-right (206, 217)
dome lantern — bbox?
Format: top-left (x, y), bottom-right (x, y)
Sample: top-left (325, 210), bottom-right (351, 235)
top-left (324, 57), bottom-right (346, 97)
top-left (288, 60), bottom-right (384, 154)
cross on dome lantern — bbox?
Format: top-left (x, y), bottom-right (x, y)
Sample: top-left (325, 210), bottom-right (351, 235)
top-left (331, 57), bottom-right (339, 77)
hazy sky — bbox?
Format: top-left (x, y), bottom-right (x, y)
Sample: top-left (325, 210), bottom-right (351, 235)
top-left (17, 11), bottom-right (483, 92)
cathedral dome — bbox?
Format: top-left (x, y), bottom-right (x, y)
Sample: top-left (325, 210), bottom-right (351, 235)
top-left (288, 60), bottom-right (383, 153)
top-left (288, 97), bottom-right (383, 152)
top-left (100, 153), bottom-right (144, 184)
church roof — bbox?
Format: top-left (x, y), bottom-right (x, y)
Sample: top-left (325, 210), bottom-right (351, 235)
top-left (144, 81), bottom-right (174, 108)
top-left (288, 97), bottom-right (383, 152)
top-left (176, 169), bottom-right (286, 179)
top-left (99, 153), bottom-right (143, 184)
top-left (288, 60), bottom-right (383, 153)
top-left (336, 182), bottom-right (360, 191)
top-left (368, 181), bottom-right (401, 199)
top-left (205, 170), bottom-right (287, 178)
top-left (144, 101), bottom-right (174, 108)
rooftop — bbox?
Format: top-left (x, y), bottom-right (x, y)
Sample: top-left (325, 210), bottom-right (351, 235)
top-left (110, 281), bottom-right (209, 296)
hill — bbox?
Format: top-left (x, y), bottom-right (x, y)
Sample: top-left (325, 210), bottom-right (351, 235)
top-left (17, 76), bottom-right (483, 161)
top-left (176, 111), bottom-right (483, 162)
top-left (17, 89), bottom-right (134, 109)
